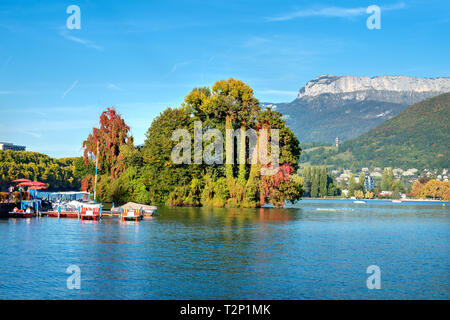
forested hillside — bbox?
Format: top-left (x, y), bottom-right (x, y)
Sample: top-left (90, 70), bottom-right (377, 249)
top-left (0, 150), bottom-right (82, 191)
top-left (299, 93), bottom-right (450, 169)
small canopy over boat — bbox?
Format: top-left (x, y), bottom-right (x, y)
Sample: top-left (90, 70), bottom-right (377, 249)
top-left (44, 191), bottom-right (90, 202)
top-left (52, 200), bottom-right (101, 212)
top-left (29, 186), bottom-right (48, 190)
top-left (17, 181), bottom-right (47, 187)
top-left (12, 179), bottom-right (32, 183)
top-left (117, 202), bottom-right (157, 213)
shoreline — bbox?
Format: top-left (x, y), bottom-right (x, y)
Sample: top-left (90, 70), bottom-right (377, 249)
top-left (301, 197), bottom-right (448, 203)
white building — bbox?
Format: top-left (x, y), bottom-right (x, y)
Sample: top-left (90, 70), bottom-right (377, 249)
top-left (0, 142), bottom-right (26, 151)
top-left (371, 172), bottom-right (382, 178)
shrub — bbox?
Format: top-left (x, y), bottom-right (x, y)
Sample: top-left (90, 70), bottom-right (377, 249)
top-left (354, 190), bottom-right (364, 199)
top-left (0, 192), bottom-right (9, 202)
top-left (365, 191), bottom-right (374, 199)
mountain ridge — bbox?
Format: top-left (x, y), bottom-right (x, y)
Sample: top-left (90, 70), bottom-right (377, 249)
top-left (297, 74), bottom-right (450, 100)
top-left (264, 74), bottom-right (450, 143)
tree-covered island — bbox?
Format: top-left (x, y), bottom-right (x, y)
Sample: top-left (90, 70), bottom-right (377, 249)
top-left (79, 78), bottom-right (303, 207)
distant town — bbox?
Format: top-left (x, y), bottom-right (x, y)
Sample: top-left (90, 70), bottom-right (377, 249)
top-left (331, 167), bottom-right (449, 198)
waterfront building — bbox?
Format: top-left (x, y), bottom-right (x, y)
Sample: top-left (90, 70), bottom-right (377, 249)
top-left (371, 172), bottom-right (382, 178)
top-left (364, 175), bottom-right (375, 191)
top-left (331, 170), bottom-right (340, 176)
top-left (402, 168), bottom-right (418, 176)
top-left (0, 142), bottom-right (26, 151)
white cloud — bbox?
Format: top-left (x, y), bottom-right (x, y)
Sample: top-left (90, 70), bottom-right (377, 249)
top-left (62, 80), bottom-right (79, 99)
top-left (60, 31), bottom-right (103, 50)
top-left (0, 90), bottom-right (31, 95)
top-left (107, 83), bottom-right (123, 91)
top-left (22, 131), bottom-right (43, 139)
top-left (267, 2), bottom-right (406, 22)
top-left (171, 61), bottom-right (191, 73)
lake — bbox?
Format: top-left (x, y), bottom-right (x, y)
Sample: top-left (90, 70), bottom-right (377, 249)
top-left (0, 199), bottom-right (448, 299)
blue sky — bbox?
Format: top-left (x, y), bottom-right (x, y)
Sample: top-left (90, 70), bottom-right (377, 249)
top-left (0, 0), bottom-right (449, 158)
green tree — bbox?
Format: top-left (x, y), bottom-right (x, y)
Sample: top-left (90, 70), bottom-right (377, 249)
top-left (381, 168), bottom-right (394, 191)
top-left (319, 166), bottom-right (327, 197)
top-left (302, 166), bottom-right (311, 197)
top-left (310, 167), bottom-right (319, 198)
top-left (348, 173), bottom-right (357, 197)
top-left (141, 107), bottom-right (195, 205)
top-left (358, 172), bottom-right (366, 193)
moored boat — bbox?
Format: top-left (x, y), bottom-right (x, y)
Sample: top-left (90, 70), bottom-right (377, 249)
top-left (9, 207), bottom-right (36, 218)
top-left (115, 202), bottom-right (157, 217)
top-left (80, 207), bottom-right (101, 221)
top-left (8, 199), bottom-right (41, 218)
top-left (120, 208), bottom-right (143, 221)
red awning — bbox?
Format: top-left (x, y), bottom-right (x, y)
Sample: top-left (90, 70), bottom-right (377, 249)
top-left (12, 179), bottom-right (32, 183)
top-left (32, 182), bottom-right (46, 186)
top-left (29, 186), bottom-right (48, 190)
top-left (18, 181), bottom-right (47, 187)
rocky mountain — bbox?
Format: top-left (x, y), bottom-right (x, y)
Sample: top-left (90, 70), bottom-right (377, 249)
top-left (264, 75), bottom-right (450, 143)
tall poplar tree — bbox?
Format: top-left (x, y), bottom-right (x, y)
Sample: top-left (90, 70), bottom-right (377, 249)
top-left (348, 173), bottom-right (357, 197)
top-left (310, 167), bottom-right (319, 198)
top-left (358, 172), bottom-right (366, 193)
top-left (302, 166), bottom-right (311, 196)
top-left (319, 166), bottom-right (327, 197)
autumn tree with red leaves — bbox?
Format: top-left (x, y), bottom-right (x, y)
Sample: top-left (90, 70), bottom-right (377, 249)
top-left (81, 108), bottom-right (132, 191)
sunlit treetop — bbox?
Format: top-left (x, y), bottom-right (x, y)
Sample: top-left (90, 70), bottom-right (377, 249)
top-left (82, 107), bottom-right (132, 178)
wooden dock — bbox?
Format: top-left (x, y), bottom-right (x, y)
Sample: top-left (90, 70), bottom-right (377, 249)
top-left (43, 211), bottom-right (79, 218)
top-left (8, 206), bottom-right (155, 221)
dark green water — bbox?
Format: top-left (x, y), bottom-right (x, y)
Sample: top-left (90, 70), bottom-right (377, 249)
top-left (0, 200), bottom-right (448, 299)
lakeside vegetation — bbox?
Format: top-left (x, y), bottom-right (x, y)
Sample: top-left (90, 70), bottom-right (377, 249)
top-left (0, 150), bottom-right (81, 191)
top-left (301, 166), bottom-right (340, 197)
top-left (1, 88), bottom-right (448, 204)
top-left (410, 179), bottom-right (450, 200)
top-left (80, 79), bottom-right (303, 208)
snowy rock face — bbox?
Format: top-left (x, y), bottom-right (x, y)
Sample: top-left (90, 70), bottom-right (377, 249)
top-left (297, 75), bottom-right (450, 103)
